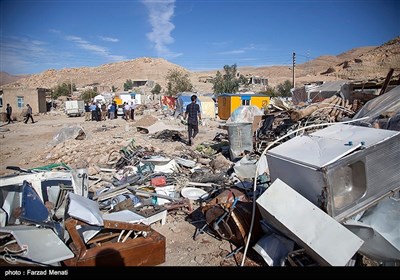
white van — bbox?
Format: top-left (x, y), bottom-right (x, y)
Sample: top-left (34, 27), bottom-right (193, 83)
top-left (65, 100), bottom-right (85, 117)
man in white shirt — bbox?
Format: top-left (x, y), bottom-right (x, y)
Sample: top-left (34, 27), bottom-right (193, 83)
top-left (123, 102), bottom-right (130, 120)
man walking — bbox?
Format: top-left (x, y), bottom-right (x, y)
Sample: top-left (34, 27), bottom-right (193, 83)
top-left (6, 103), bottom-right (14, 124)
top-left (24, 104), bottom-right (35, 124)
top-left (184, 95), bottom-right (201, 146)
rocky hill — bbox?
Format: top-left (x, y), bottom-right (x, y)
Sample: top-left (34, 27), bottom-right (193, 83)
top-left (2, 36), bottom-right (399, 93)
top-left (0, 72), bottom-right (30, 86)
top-left (1, 57), bottom-right (188, 92)
top-left (332, 37), bottom-right (400, 80)
top-left (221, 36), bottom-right (400, 87)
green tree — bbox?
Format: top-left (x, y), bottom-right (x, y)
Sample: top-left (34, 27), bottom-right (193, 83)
top-left (276, 80), bottom-right (293, 97)
top-left (212, 71), bottom-right (224, 94)
top-left (151, 83), bottom-right (162, 95)
top-left (212, 64), bottom-right (245, 94)
top-left (124, 79), bottom-right (133, 91)
top-left (259, 86), bottom-right (276, 97)
top-left (80, 89), bottom-right (96, 103)
top-left (53, 82), bottom-right (76, 98)
top-left (165, 70), bottom-right (193, 96)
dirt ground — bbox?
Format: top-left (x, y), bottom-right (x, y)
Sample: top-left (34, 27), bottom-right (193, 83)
top-left (0, 111), bottom-right (264, 267)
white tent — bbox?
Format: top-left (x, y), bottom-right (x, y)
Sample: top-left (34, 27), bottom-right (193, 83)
top-left (93, 94), bottom-right (106, 104)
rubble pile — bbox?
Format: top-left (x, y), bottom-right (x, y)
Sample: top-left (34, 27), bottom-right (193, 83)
top-left (1, 81), bottom-right (399, 267)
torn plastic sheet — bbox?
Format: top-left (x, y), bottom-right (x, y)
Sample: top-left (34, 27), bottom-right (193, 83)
top-left (0, 225), bottom-right (74, 264)
top-left (353, 85), bottom-right (400, 125)
top-left (67, 192), bottom-right (103, 226)
top-left (48, 126), bottom-right (87, 147)
top-left (233, 156), bottom-right (257, 179)
top-left (227, 105), bottom-right (264, 124)
top-left (343, 196), bottom-right (400, 262)
top-left (253, 233), bottom-right (295, 266)
top-left (233, 155), bottom-right (268, 179)
top-left (153, 159), bottom-right (179, 174)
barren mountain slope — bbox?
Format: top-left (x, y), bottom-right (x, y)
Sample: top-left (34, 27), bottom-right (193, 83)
top-left (3, 57), bottom-right (189, 91)
top-left (336, 46), bottom-right (376, 61)
top-left (0, 72), bottom-right (30, 86)
top-left (193, 38), bottom-right (399, 88)
top-left (3, 37), bottom-right (399, 92)
top-left (333, 36), bottom-right (400, 79)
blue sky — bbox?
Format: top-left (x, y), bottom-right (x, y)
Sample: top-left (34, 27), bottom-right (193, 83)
top-left (1, 0), bottom-right (399, 75)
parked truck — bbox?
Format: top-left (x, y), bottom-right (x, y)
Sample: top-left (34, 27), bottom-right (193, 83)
top-left (65, 100), bottom-right (85, 117)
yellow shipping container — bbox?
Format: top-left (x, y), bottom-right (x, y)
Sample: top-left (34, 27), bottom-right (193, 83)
top-left (114, 97), bottom-right (123, 106)
top-left (217, 94), bottom-right (270, 120)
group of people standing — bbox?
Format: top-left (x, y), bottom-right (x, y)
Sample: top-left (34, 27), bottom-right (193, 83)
top-left (84, 99), bottom-right (136, 122)
top-left (84, 102), bottom-right (106, 122)
top-left (123, 101), bottom-right (136, 121)
top-left (5, 103), bottom-right (34, 124)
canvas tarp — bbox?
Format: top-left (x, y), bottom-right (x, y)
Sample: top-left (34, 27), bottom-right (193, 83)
top-left (198, 96), bottom-right (216, 119)
top-left (175, 95), bottom-right (195, 117)
top-left (93, 95), bottom-right (106, 104)
top-left (161, 96), bottom-right (176, 109)
top-left (353, 85), bottom-right (400, 127)
top-left (175, 95), bottom-right (216, 119)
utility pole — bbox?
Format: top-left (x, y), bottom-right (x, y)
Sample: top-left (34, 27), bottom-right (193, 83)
top-left (70, 78), bottom-right (73, 96)
top-left (292, 52), bottom-right (296, 89)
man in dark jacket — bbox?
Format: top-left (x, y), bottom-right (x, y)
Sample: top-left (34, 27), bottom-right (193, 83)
top-left (6, 104), bottom-right (14, 124)
top-left (84, 103), bottom-right (91, 121)
top-left (184, 95), bottom-right (201, 146)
